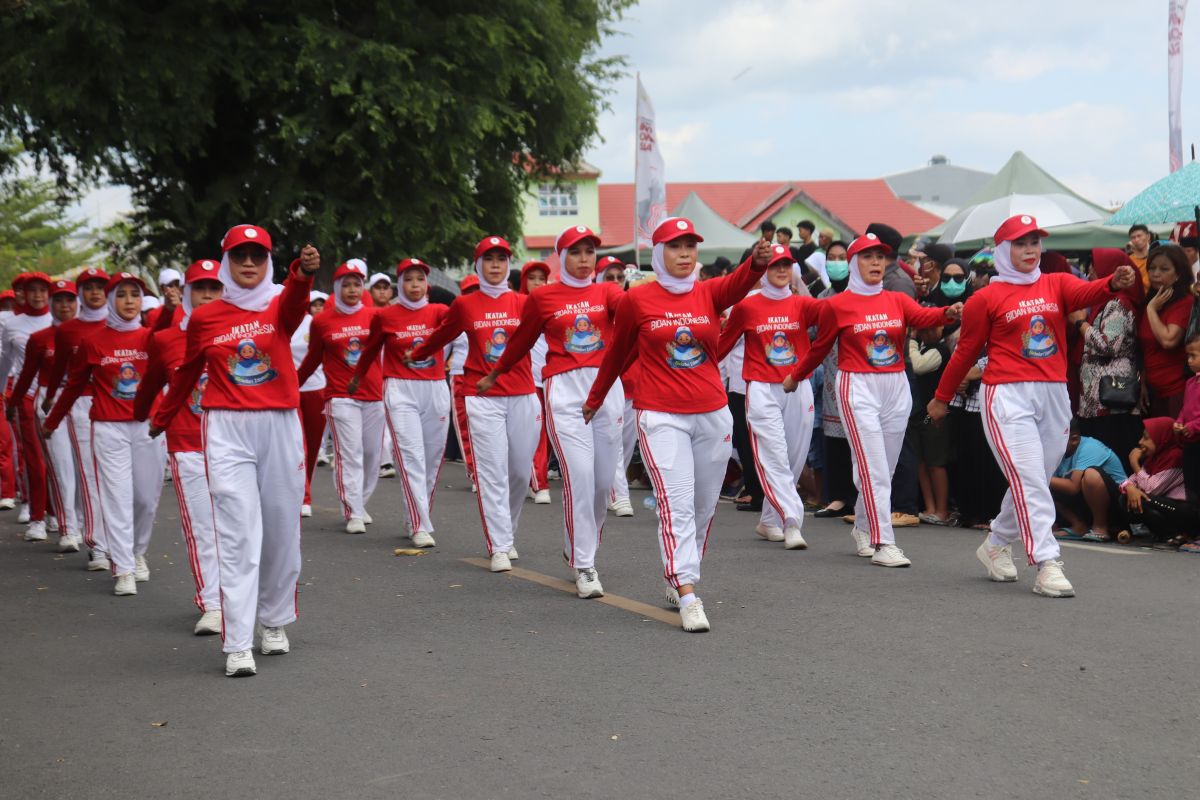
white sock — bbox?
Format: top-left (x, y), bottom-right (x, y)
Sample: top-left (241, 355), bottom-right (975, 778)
top-left (678, 592), bottom-right (698, 607)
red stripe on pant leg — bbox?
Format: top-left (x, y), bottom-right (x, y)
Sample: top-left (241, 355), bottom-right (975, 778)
top-left (17, 397), bottom-right (47, 519)
top-left (326, 400), bottom-right (352, 520)
top-left (384, 396), bottom-right (422, 531)
top-left (745, 387), bottom-right (787, 525)
top-left (530, 387), bottom-right (549, 492)
top-left (839, 375), bottom-right (881, 545)
top-left (170, 454), bottom-right (207, 611)
top-left (451, 377), bottom-right (476, 485)
top-left (40, 429), bottom-right (67, 536)
top-left (463, 398), bottom-right (494, 554)
top-left (542, 377), bottom-right (577, 566)
top-left (67, 418), bottom-right (96, 549)
top-left (982, 385), bottom-right (1037, 565)
top-left (635, 410), bottom-right (679, 587)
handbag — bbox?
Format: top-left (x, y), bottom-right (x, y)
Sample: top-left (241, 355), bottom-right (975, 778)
top-left (1099, 372), bottom-right (1139, 411)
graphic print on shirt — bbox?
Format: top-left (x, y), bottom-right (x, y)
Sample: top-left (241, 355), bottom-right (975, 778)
top-left (343, 337), bottom-right (363, 367)
top-left (227, 338), bottom-right (277, 386)
top-left (485, 328), bottom-right (508, 363)
top-left (666, 326), bottom-right (706, 369)
top-left (564, 314), bottom-right (604, 354)
top-left (188, 373), bottom-right (208, 416)
top-left (765, 331), bottom-right (797, 366)
top-left (408, 336), bottom-right (435, 368)
top-left (866, 330), bottom-right (899, 367)
top-left (112, 362), bottom-right (140, 400)
top-left (1020, 314), bottom-right (1057, 359)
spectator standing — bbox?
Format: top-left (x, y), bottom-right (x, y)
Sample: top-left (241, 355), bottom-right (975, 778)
top-left (1127, 224), bottom-right (1153, 287)
top-left (1139, 245), bottom-right (1194, 416)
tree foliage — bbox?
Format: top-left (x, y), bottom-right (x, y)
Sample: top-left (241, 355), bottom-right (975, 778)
top-left (0, 0), bottom-right (629, 275)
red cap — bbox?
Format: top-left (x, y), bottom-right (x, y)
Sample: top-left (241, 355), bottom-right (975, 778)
top-left (0, 290), bottom-right (13, 302)
top-left (18, 271), bottom-right (52, 288)
top-left (766, 243), bottom-right (794, 267)
top-left (521, 260), bottom-right (550, 277)
top-left (847, 233), bottom-right (893, 259)
top-left (396, 257), bottom-right (430, 276)
top-left (185, 259), bottom-right (220, 284)
top-left (220, 224), bottom-right (273, 252)
top-left (332, 260), bottom-right (368, 282)
top-left (104, 272), bottom-right (148, 295)
top-left (76, 266), bottom-right (110, 286)
top-left (993, 214), bottom-right (1049, 245)
top-left (595, 255), bottom-right (624, 275)
top-left (51, 279), bottom-right (77, 296)
top-left (459, 274), bottom-right (480, 293)
top-left (473, 236), bottom-right (513, 261)
top-left (555, 225), bottom-right (601, 253)
top-left (652, 217), bottom-right (704, 246)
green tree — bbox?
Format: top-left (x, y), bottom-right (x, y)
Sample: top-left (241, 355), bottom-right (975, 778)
top-left (0, 0), bottom-right (629, 275)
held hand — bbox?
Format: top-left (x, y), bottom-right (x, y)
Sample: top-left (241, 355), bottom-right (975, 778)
top-left (1147, 286), bottom-right (1173, 311)
top-left (1175, 422), bottom-right (1194, 439)
top-left (751, 239), bottom-right (773, 269)
top-left (1126, 485), bottom-right (1144, 514)
top-left (581, 405), bottom-right (596, 425)
top-left (476, 372), bottom-right (497, 395)
top-left (299, 244), bottom-right (321, 274)
top-left (913, 275), bottom-right (929, 295)
top-left (944, 302), bottom-right (963, 321)
top-left (148, 425), bottom-right (164, 439)
top-left (1109, 264), bottom-right (1137, 291)
top-left (926, 398), bottom-right (949, 427)
top-left (782, 374), bottom-right (799, 393)
top-left (347, 376), bottom-right (360, 395)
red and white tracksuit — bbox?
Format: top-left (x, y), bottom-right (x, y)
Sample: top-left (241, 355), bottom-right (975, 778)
top-left (446, 333), bottom-right (475, 485)
top-left (290, 314), bottom-right (327, 506)
top-left (0, 308), bottom-right (51, 522)
top-left (609, 362), bottom-right (640, 507)
top-left (153, 264), bottom-right (313, 654)
top-left (719, 291), bottom-right (820, 531)
top-left (791, 291), bottom-right (951, 547)
top-left (410, 291), bottom-right (537, 556)
top-left (356, 303), bottom-right (450, 537)
top-left (297, 306), bottom-right (383, 521)
top-left (529, 337), bottom-right (551, 493)
top-left (47, 325), bottom-right (164, 577)
top-left (937, 273), bottom-right (1119, 565)
top-left (587, 258), bottom-right (766, 587)
top-left (495, 282), bottom-right (626, 568)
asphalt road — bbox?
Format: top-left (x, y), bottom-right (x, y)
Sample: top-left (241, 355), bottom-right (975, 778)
top-left (2, 460), bottom-right (1198, 799)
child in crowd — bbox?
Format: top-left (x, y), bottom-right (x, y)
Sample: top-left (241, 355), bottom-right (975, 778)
top-left (1122, 417), bottom-right (1198, 549)
top-left (1050, 418), bottom-right (1128, 542)
top-left (1175, 333), bottom-right (1200, 508)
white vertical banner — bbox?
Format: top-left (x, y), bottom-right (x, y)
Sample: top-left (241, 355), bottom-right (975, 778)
top-left (634, 74), bottom-right (667, 250)
top-left (1169, 0), bottom-right (1188, 172)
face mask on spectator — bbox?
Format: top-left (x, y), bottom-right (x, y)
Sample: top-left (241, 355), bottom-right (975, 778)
top-left (825, 260), bottom-right (849, 280)
top-left (940, 277), bottom-right (967, 298)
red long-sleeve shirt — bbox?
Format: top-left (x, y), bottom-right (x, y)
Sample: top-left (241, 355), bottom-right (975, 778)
top-left (295, 305), bottom-right (381, 401)
top-left (493, 282), bottom-right (624, 380)
top-left (44, 317), bottom-right (106, 404)
top-left (935, 273), bottom-right (1118, 403)
top-left (11, 325), bottom-right (60, 401)
top-left (355, 304), bottom-right (448, 382)
top-left (409, 291), bottom-right (533, 397)
top-left (718, 293), bottom-right (821, 383)
top-left (133, 325), bottom-right (201, 452)
top-left (45, 326), bottom-right (152, 430)
top-left (152, 263), bottom-right (314, 430)
top-left (789, 291), bottom-right (951, 381)
top-left (586, 257), bottom-right (767, 414)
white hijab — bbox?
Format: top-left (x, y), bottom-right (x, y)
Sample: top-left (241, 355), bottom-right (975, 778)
top-left (557, 250), bottom-right (592, 289)
top-left (77, 292), bottom-right (107, 323)
top-left (475, 258), bottom-right (512, 299)
top-left (759, 271), bottom-right (793, 301)
top-left (395, 270), bottom-right (429, 311)
top-left (218, 252), bottom-right (278, 312)
top-left (992, 240), bottom-right (1041, 286)
top-left (333, 275), bottom-right (364, 315)
top-left (106, 282), bottom-right (143, 333)
top-left (651, 242), bottom-right (697, 295)
top-left (847, 255), bottom-right (883, 296)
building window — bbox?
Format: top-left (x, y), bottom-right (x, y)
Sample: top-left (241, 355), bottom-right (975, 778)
top-left (538, 183), bottom-right (578, 216)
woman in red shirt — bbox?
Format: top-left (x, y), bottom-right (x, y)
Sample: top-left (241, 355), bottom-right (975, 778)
top-left (784, 234), bottom-right (958, 568)
top-left (45, 273), bottom-right (163, 598)
top-left (1139, 245), bottom-right (1194, 416)
top-left (349, 258), bottom-right (448, 549)
top-left (151, 225), bottom-right (319, 678)
top-left (586, 217), bottom-right (772, 632)
top-left (930, 215), bottom-right (1136, 598)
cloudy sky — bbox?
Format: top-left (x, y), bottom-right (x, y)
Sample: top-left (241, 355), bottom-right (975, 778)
top-left (585, 0), bottom-right (1194, 207)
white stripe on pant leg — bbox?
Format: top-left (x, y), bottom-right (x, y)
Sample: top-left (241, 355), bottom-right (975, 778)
top-left (358, 399), bottom-right (385, 509)
top-left (691, 407), bottom-right (733, 559)
top-left (91, 421), bottom-right (135, 575)
top-left (328, 397), bottom-right (368, 520)
top-left (170, 451), bottom-right (221, 612)
top-left (637, 410), bottom-right (703, 587)
top-left (251, 410), bottom-right (304, 629)
top-left (465, 395), bottom-right (516, 554)
top-left (129, 422), bottom-right (164, 559)
top-left (504, 393), bottom-right (541, 545)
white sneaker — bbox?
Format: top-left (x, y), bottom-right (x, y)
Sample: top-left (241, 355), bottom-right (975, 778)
top-left (378, 464), bottom-right (396, 478)
top-left (871, 543), bottom-right (912, 567)
top-left (134, 555), bottom-right (150, 582)
top-left (507, 547), bottom-right (519, 561)
top-left (976, 538), bottom-right (1018, 582)
top-left (608, 497), bottom-right (634, 517)
top-left (194, 609), bottom-right (222, 635)
top-left (113, 573), bottom-right (137, 596)
top-left (46, 515), bottom-right (59, 533)
top-left (490, 551), bottom-right (512, 572)
top-left (411, 531), bottom-right (436, 548)
top-left (664, 584), bottom-right (681, 609)
top-left (679, 599), bottom-right (711, 632)
top-left (259, 625), bottom-right (290, 655)
top-left (533, 489), bottom-right (551, 504)
top-left (225, 650), bottom-right (256, 677)
top-left (471, 483), bottom-right (477, 493)
top-left (755, 523), bottom-right (784, 542)
top-left (548, 468), bottom-right (561, 481)
top-left (87, 552), bottom-right (110, 571)
top-left (0, 497), bottom-right (14, 510)
top-left (24, 520), bottom-right (47, 541)
top-left (784, 523), bottom-right (808, 550)
top-left (345, 517), bottom-right (366, 534)
top-left (362, 511), bottom-right (373, 525)
top-left (575, 568), bottom-right (604, 598)
top-left (1034, 560), bottom-right (1075, 598)
top-left (850, 527), bottom-right (875, 557)
top-left (17, 504), bottom-right (30, 524)
top-left (316, 452), bottom-right (330, 467)
top-left (300, 504), bottom-right (312, 518)
top-left (57, 534), bottom-right (80, 553)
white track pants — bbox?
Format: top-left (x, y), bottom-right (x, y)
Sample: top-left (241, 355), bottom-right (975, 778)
top-left (203, 409), bottom-right (304, 654)
top-left (68, 397), bottom-right (105, 555)
top-left (384, 378), bottom-right (449, 536)
top-left (464, 393), bottom-right (540, 554)
top-left (327, 397), bottom-right (385, 521)
top-left (91, 420), bottom-right (164, 576)
top-left (981, 382), bottom-right (1070, 566)
top-left (637, 407), bottom-right (733, 588)
top-left (837, 371), bottom-right (911, 547)
top-left (746, 379), bottom-right (814, 530)
top-left (610, 398), bottom-right (636, 504)
top-left (544, 370), bottom-right (622, 569)
top-left (169, 451), bottom-right (221, 612)
top-left (36, 388), bottom-right (78, 538)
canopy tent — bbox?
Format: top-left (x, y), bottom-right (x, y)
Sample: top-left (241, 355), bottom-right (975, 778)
top-left (1107, 161), bottom-right (1200, 225)
top-left (913, 221), bottom-right (1173, 255)
top-left (599, 191), bottom-right (758, 265)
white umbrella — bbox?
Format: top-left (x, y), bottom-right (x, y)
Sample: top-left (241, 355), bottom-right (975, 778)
top-left (937, 193), bottom-right (1106, 244)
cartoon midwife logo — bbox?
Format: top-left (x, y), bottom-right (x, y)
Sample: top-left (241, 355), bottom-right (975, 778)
top-left (1021, 314), bottom-right (1057, 359)
top-left (409, 336), bottom-right (434, 369)
top-left (765, 330), bottom-right (796, 366)
top-left (227, 338), bottom-right (277, 385)
top-left (112, 362), bottom-right (140, 400)
top-left (188, 373), bottom-right (209, 415)
top-left (564, 314), bottom-right (603, 354)
top-left (666, 325), bottom-right (705, 369)
top-left (866, 329), bottom-right (899, 367)
top-left (344, 337), bottom-right (363, 367)
top-left (484, 327), bottom-right (508, 364)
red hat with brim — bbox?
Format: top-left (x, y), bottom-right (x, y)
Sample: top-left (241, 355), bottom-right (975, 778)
top-left (76, 267), bottom-right (110, 286)
top-left (332, 261), bottom-right (368, 282)
top-left (993, 214), bottom-right (1049, 245)
top-left (521, 260), bottom-right (550, 277)
top-left (473, 236), bottom-right (513, 261)
top-left (0, 290), bottom-right (13, 301)
top-left (595, 255), bottom-right (624, 275)
top-left (555, 225), bottom-right (602, 254)
top-left (766, 244), bottom-right (794, 268)
top-left (847, 233), bottom-right (893, 259)
top-left (460, 274), bottom-right (480, 292)
top-left (51, 279), bottom-right (77, 296)
top-left (396, 257), bottom-right (430, 276)
top-left (185, 259), bottom-right (221, 284)
top-left (104, 272), bottom-right (148, 295)
top-left (652, 217), bottom-right (704, 246)
top-left (221, 224), bottom-right (273, 252)
top-left (17, 271), bottom-right (53, 288)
